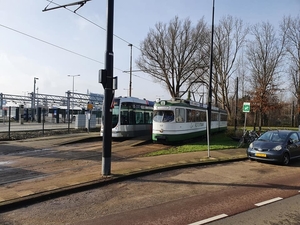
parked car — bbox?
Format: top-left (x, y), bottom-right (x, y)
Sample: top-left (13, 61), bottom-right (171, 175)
top-left (247, 130), bottom-right (300, 165)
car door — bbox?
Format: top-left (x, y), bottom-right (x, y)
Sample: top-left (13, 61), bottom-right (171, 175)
top-left (294, 132), bottom-right (300, 158)
top-left (288, 132), bottom-right (300, 158)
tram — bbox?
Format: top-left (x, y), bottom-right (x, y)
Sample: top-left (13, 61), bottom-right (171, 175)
top-left (100, 96), bottom-right (154, 138)
top-left (152, 98), bottom-right (227, 142)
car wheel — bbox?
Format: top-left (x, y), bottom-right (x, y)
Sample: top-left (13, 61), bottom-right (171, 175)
top-left (282, 153), bottom-right (290, 166)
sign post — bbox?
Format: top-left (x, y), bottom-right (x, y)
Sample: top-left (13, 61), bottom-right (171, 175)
top-left (87, 102), bottom-right (93, 133)
top-left (243, 102), bottom-right (250, 133)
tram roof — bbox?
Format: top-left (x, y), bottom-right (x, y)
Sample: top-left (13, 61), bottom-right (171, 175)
top-left (115, 96), bottom-right (154, 105)
top-left (155, 98), bottom-right (227, 113)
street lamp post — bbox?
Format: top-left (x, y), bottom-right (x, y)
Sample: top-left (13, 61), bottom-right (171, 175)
top-left (128, 43), bottom-right (133, 97)
top-left (32, 77), bottom-right (39, 121)
top-left (68, 74), bottom-right (80, 95)
top-left (207, 0), bottom-right (215, 157)
top-left (68, 74), bottom-right (80, 122)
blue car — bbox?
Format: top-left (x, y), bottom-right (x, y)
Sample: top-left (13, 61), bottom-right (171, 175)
top-left (247, 130), bottom-right (300, 165)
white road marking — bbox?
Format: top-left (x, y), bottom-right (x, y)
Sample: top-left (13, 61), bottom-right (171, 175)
top-left (188, 214), bottom-right (228, 225)
top-left (255, 197), bottom-right (283, 207)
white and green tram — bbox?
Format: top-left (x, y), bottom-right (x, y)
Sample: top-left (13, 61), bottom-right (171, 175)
top-left (152, 98), bottom-right (227, 142)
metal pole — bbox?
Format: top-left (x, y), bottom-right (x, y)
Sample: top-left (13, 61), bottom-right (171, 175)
top-left (72, 76), bottom-right (74, 122)
top-left (67, 91), bottom-right (71, 133)
top-left (8, 106), bottom-right (11, 139)
top-left (42, 108), bottom-right (45, 135)
top-left (68, 74), bottom-right (80, 122)
top-left (102, 0), bottom-right (114, 176)
top-left (0, 93), bottom-right (3, 111)
top-left (128, 43), bottom-right (133, 97)
top-left (207, 0), bottom-right (215, 137)
top-left (33, 80), bottom-right (35, 122)
top-left (206, 110), bottom-right (210, 157)
top-left (36, 87), bottom-right (39, 122)
top-left (33, 77), bottom-right (38, 121)
top-left (235, 77), bottom-right (238, 131)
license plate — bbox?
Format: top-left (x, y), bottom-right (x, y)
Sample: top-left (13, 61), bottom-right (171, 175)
top-left (255, 153), bottom-right (266, 157)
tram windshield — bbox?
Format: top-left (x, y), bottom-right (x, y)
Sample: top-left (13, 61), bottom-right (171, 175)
top-left (111, 99), bottom-right (120, 128)
top-left (153, 110), bottom-right (174, 122)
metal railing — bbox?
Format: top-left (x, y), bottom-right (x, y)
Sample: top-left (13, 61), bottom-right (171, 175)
top-left (0, 106), bottom-right (100, 140)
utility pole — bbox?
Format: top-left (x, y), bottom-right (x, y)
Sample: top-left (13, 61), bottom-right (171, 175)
top-left (128, 43), bottom-right (133, 97)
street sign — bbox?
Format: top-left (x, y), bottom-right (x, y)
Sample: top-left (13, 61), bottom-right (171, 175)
top-left (243, 102), bottom-right (250, 113)
top-left (87, 102), bottom-right (93, 110)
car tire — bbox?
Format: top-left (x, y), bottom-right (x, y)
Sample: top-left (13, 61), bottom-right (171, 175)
top-left (282, 153), bottom-right (290, 166)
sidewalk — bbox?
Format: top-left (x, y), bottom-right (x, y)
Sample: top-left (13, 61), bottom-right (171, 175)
top-left (0, 133), bottom-right (247, 210)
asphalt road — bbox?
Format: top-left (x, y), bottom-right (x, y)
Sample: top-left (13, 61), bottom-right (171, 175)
top-left (209, 194), bottom-right (300, 225)
top-left (1, 157), bottom-right (300, 225)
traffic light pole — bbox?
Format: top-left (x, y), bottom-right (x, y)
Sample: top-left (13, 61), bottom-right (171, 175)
top-left (101, 0), bottom-right (114, 176)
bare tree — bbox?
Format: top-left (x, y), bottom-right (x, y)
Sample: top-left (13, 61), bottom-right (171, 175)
top-left (281, 15), bottom-right (300, 124)
top-left (246, 22), bottom-right (286, 130)
top-left (211, 15), bottom-right (248, 118)
top-left (136, 16), bottom-right (209, 98)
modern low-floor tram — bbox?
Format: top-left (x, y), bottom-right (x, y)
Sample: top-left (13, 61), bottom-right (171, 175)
top-left (100, 96), bottom-right (154, 138)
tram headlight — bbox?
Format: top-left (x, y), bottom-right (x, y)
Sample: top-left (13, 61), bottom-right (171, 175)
top-left (160, 129), bottom-right (163, 133)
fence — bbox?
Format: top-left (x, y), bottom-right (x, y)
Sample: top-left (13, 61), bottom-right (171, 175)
top-left (0, 106), bottom-right (100, 140)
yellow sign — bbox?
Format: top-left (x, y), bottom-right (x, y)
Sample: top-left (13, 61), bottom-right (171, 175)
top-left (87, 103), bottom-right (93, 110)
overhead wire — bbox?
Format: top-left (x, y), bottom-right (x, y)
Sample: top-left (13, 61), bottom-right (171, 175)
top-left (0, 21), bottom-right (151, 82)
top-left (45, 0), bottom-right (141, 51)
top-left (0, 1), bottom-right (151, 83)
top-left (0, 23), bottom-right (103, 64)
top-left (44, 0), bottom-right (150, 81)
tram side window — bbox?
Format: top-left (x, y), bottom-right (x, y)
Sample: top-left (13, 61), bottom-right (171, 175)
top-left (120, 103), bottom-right (129, 125)
top-left (195, 111), bottom-right (201, 121)
top-left (120, 111), bottom-right (128, 125)
top-left (187, 109), bottom-right (206, 122)
top-left (220, 114), bottom-right (227, 121)
top-left (135, 111), bottom-right (144, 124)
top-left (199, 111), bottom-right (206, 121)
top-left (129, 110), bottom-right (136, 125)
top-left (144, 112), bottom-right (152, 124)
top-left (187, 109), bottom-right (194, 122)
top-left (175, 108), bottom-right (185, 123)
top-left (211, 112), bottom-right (218, 121)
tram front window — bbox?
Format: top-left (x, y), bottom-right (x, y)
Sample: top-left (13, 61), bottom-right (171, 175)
top-left (112, 108), bottom-right (119, 128)
top-left (153, 110), bottom-right (174, 122)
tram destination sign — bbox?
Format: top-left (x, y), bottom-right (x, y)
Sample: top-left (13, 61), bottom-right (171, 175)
top-left (243, 102), bottom-right (250, 113)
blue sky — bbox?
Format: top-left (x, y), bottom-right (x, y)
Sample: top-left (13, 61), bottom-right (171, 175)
top-left (0, 0), bottom-right (299, 103)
